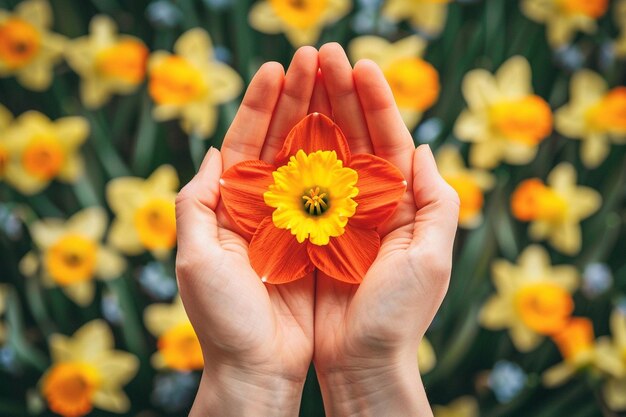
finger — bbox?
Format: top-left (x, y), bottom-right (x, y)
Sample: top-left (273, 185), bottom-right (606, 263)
top-left (260, 46), bottom-right (318, 162)
top-left (319, 43), bottom-right (373, 154)
top-left (410, 145), bottom-right (459, 257)
top-left (353, 59), bottom-right (415, 180)
top-left (308, 69), bottom-right (332, 116)
top-left (175, 147), bottom-right (223, 253)
top-left (221, 62), bottom-right (284, 170)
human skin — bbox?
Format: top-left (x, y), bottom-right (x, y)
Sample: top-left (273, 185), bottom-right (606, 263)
top-left (175, 44), bottom-right (459, 417)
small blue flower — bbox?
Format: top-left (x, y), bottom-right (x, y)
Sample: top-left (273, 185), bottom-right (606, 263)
top-left (146, 0), bottom-right (182, 29)
top-left (152, 371), bottom-right (200, 412)
top-left (0, 204), bottom-right (22, 240)
top-left (582, 263), bottom-right (613, 299)
top-left (214, 46), bottom-right (233, 64)
top-left (138, 262), bottom-right (178, 300)
top-left (554, 45), bottom-right (585, 71)
top-left (488, 360), bottom-right (527, 403)
top-left (415, 118), bottom-right (443, 144)
top-left (101, 291), bottom-right (124, 324)
top-left (0, 345), bottom-right (19, 373)
top-left (616, 297), bottom-right (626, 316)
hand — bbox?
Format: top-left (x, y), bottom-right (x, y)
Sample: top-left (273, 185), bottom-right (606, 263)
top-left (175, 47), bottom-right (321, 417)
top-left (312, 44), bottom-right (460, 417)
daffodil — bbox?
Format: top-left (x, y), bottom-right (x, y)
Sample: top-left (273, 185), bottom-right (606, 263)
top-left (19, 207), bottom-right (126, 306)
top-left (554, 70), bottom-right (626, 168)
top-left (511, 163), bottom-right (601, 255)
top-left (0, 0), bottom-right (65, 90)
top-left (479, 245), bottom-right (579, 352)
top-left (433, 396), bottom-right (479, 417)
top-left (144, 296), bottom-right (203, 371)
top-left (248, 0), bottom-right (351, 47)
top-left (106, 165), bottom-right (179, 259)
top-left (543, 317), bottom-right (624, 387)
top-left (419, 337), bottom-right (436, 374)
top-left (0, 104), bottom-right (13, 181)
top-left (147, 28), bottom-right (242, 139)
top-left (220, 113), bottom-right (406, 284)
top-left (65, 15), bottom-right (149, 109)
top-left (521, 0), bottom-right (608, 48)
top-left (381, 0), bottom-right (452, 38)
top-left (601, 310), bottom-right (626, 411)
top-left (41, 320), bottom-right (138, 417)
top-left (2, 111), bottom-right (89, 195)
top-left (615, 0), bottom-right (626, 58)
top-left (348, 35), bottom-right (439, 130)
top-left (435, 145), bottom-right (494, 228)
top-left (454, 56), bottom-right (552, 169)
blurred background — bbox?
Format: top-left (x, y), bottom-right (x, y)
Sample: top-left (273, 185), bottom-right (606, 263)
top-left (0, 0), bottom-right (625, 416)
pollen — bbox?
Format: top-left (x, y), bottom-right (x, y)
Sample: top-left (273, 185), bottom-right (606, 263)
top-left (264, 150), bottom-right (358, 246)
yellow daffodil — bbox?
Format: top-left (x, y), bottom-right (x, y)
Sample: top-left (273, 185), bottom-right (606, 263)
top-left (382, 0), bottom-right (452, 38)
top-left (615, 0), bottom-right (626, 58)
top-left (555, 70), bottom-right (626, 168)
top-left (433, 396), bottom-right (479, 417)
top-left (19, 207), bottom-right (126, 306)
top-left (521, 0), bottom-right (608, 48)
top-left (41, 320), bottom-right (138, 417)
top-left (454, 56), bottom-right (552, 169)
top-left (479, 245), bottom-right (579, 352)
top-left (0, 104), bottom-right (13, 181)
top-left (436, 145), bottom-right (494, 228)
top-left (0, 284), bottom-right (7, 344)
top-left (348, 35), bottom-right (439, 130)
top-left (65, 15), bottom-right (149, 109)
top-left (144, 296), bottom-right (203, 371)
top-left (0, 0), bottom-right (65, 90)
top-left (147, 28), bottom-right (242, 139)
top-left (248, 0), bottom-right (351, 47)
top-left (419, 337), bottom-right (436, 374)
top-left (543, 317), bottom-right (624, 387)
top-left (511, 163), bottom-right (601, 255)
top-left (2, 111), bottom-right (89, 195)
top-left (106, 165), bottom-right (178, 259)
top-left (601, 310), bottom-right (626, 411)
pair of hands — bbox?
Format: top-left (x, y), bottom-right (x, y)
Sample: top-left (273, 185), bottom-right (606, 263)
top-left (175, 43), bottom-right (460, 417)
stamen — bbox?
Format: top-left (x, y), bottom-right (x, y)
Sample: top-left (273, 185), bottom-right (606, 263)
top-left (302, 186), bottom-right (330, 216)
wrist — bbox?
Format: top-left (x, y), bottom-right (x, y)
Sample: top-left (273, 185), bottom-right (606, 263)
top-left (315, 349), bottom-right (433, 417)
top-left (190, 362), bottom-right (305, 417)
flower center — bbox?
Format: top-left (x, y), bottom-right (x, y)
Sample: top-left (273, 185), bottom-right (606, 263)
top-left (383, 57), bottom-right (439, 111)
top-left (42, 362), bottom-right (101, 417)
top-left (489, 96), bottom-right (552, 145)
top-left (22, 135), bottom-right (65, 180)
top-left (511, 179), bottom-right (567, 222)
top-left (586, 87), bottom-right (626, 133)
top-left (557, 0), bottom-right (608, 18)
top-left (515, 283), bottom-right (574, 335)
top-left (133, 198), bottom-right (177, 250)
top-left (552, 318), bottom-right (595, 362)
top-left (443, 174), bottom-right (483, 224)
top-left (0, 18), bottom-right (41, 69)
top-left (269, 0), bottom-right (328, 29)
top-left (45, 234), bottom-right (98, 286)
top-left (157, 322), bottom-right (204, 371)
top-left (264, 150), bottom-right (358, 246)
top-left (148, 56), bottom-right (207, 105)
top-left (95, 39), bottom-right (149, 84)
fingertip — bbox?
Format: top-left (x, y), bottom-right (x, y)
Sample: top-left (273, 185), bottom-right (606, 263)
top-left (258, 61), bottom-right (285, 78)
top-left (294, 45), bottom-right (318, 60)
top-left (353, 59), bottom-right (382, 76)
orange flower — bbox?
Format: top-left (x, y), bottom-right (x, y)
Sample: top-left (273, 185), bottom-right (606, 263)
top-left (552, 317), bottom-right (595, 361)
top-left (219, 113), bottom-right (406, 284)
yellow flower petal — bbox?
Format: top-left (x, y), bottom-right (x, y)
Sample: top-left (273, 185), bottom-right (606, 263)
top-left (580, 133), bottom-right (610, 168)
top-left (461, 69), bottom-right (499, 110)
top-left (94, 352), bottom-right (139, 387)
top-left (570, 70), bottom-right (606, 105)
top-left (48, 334), bottom-right (73, 363)
top-left (146, 164), bottom-right (179, 192)
top-left (54, 116), bottom-right (90, 149)
top-left (30, 218), bottom-right (66, 249)
top-left (248, 1), bottom-right (284, 34)
top-left (66, 207), bottom-right (107, 242)
top-left (604, 378), bottom-right (626, 411)
top-left (479, 294), bottom-right (514, 329)
top-left (63, 281), bottom-right (95, 306)
top-left (16, 0), bottom-right (52, 28)
top-left (106, 177), bottom-right (145, 214)
top-left (92, 389), bottom-right (131, 414)
top-left (107, 218), bottom-right (144, 256)
top-left (611, 310), bottom-right (626, 348)
top-left (144, 297), bottom-right (188, 337)
top-left (550, 222), bottom-right (582, 255)
top-left (174, 27), bottom-right (213, 65)
top-left (418, 337), bottom-right (436, 374)
top-left (496, 55), bottom-right (532, 98)
top-left (207, 62), bottom-right (243, 104)
top-left (96, 246), bottom-right (127, 280)
top-left (510, 322), bottom-right (542, 352)
top-left (71, 319), bottom-right (114, 360)
top-left (543, 362), bottom-right (576, 387)
top-left (453, 111), bottom-right (488, 142)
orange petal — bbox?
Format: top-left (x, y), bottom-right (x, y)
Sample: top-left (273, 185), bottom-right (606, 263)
top-left (308, 226), bottom-right (380, 284)
top-left (250, 217), bottom-right (314, 284)
top-left (349, 153), bottom-right (406, 227)
top-left (275, 113), bottom-right (351, 166)
top-left (220, 160), bottom-right (275, 238)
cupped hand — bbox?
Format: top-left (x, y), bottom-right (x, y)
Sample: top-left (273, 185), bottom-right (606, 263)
top-left (175, 47), bottom-right (321, 416)
top-left (311, 43), bottom-right (460, 416)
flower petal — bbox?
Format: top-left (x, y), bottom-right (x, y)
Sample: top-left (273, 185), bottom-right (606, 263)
top-left (274, 113), bottom-right (351, 166)
top-left (349, 153), bottom-right (406, 227)
top-left (308, 226), bottom-right (379, 284)
top-left (220, 160), bottom-right (276, 239)
top-left (249, 217), bottom-right (313, 284)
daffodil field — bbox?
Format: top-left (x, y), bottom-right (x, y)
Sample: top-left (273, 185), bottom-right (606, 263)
top-left (0, 0), bottom-right (625, 416)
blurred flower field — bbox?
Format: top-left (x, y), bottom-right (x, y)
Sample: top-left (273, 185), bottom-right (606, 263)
top-left (0, 0), bottom-right (625, 416)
